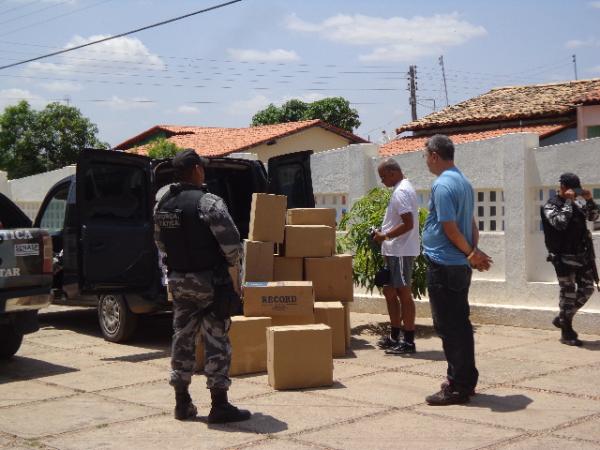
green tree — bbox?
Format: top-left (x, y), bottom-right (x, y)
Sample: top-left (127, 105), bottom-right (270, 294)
top-left (0, 101), bottom-right (107, 179)
top-left (145, 137), bottom-right (184, 159)
top-left (251, 96), bottom-right (361, 132)
top-left (337, 187), bottom-right (428, 299)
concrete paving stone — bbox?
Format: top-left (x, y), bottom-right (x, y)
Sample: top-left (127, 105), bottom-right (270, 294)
top-left (299, 409), bottom-right (518, 449)
top-left (11, 339), bottom-right (65, 358)
top-left (244, 437), bottom-right (326, 449)
top-left (475, 324), bottom-right (557, 340)
top-left (0, 379), bottom-right (76, 407)
top-left (0, 436), bottom-right (13, 447)
top-left (230, 390), bottom-right (385, 436)
top-left (40, 361), bottom-right (167, 392)
top-left (517, 364), bottom-right (600, 398)
top-left (1, 354), bottom-right (81, 381)
top-left (26, 333), bottom-right (106, 350)
top-left (83, 342), bottom-right (170, 362)
top-left (413, 387), bottom-right (599, 431)
top-left (310, 371), bottom-right (437, 408)
top-left (405, 355), bottom-right (569, 385)
top-left (331, 360), bottom-right (384, 380)
top-left (42, 414), bottom-right (267, 450)
top-left (493, 434), bottom-right (600, 449)
top-left (494, 338), bottom-right (600, 365)
top-left (473, 332), bottom-right (546, 354)
top-left (100, 378), bottom-right (273, 411)
top-left (0, 393), bottom-right (158, 439)
top-left (553, 416), bottom-right (600, 442)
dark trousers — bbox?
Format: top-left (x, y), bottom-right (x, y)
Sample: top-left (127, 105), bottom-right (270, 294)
top-left (427, 259), bottom-right (478, 394)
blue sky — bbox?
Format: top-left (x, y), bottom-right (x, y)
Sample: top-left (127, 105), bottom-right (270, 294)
top-left (0, 0), bottom-right (599, 146)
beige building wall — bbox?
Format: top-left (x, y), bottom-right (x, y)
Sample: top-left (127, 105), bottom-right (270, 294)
top-left (577, 104), bottom-right (600, 138)
top-left (251, 127), bottom-right (353, 163)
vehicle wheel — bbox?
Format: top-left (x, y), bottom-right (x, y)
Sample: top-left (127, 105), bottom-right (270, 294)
top-left (97, 294), bottom-right (138, 343)
top-left (0, 324), bottom-right (23, 359)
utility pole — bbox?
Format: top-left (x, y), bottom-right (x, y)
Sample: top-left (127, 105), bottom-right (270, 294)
top-left (439, 55), bottom-right (449, 107)
top-left (408, 65), bottom-right (418, 121)
top-left (572, 54), bottom-right (578, 80)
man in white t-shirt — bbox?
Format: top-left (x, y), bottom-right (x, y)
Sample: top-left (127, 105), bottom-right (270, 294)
top-left (373, 159), bottom-right (420, 354)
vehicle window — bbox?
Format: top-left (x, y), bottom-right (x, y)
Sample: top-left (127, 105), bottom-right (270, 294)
top-left (270, 163), bottom-right (309, 208)
top-left (39, 185), bottom-right (69, 231)
top-left (83, 163), bottom-right (146, 221)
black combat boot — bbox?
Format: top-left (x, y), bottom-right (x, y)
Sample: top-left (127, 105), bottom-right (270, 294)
top-left (559, 318), bottom-right (583, 347)
top-left (174, 386), bottom-right (198, 421)
top-left (207, 388), bottom-right (251, 424)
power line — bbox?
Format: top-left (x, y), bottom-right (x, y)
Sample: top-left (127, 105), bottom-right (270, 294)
top-left (0, 0), bottom-right (243, 71)
top-left (0, 0), bottom-right (73, 27)
top-left (0, 0), bottom-right (36, 17)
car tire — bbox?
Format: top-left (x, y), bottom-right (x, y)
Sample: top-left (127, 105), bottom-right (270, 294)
top-left (97, 294), bottom-right (138, 343)
top-left (0, 324), bottom-right (23, 359)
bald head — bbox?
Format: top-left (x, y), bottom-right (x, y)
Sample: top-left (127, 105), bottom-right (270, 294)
top-left (377, 158), bottom-right (404, 187)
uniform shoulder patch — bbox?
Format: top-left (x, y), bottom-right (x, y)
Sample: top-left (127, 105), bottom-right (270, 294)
top-left (155, 210), bottom-right (182, 228)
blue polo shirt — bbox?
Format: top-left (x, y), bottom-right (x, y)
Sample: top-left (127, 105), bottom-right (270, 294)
top-left (422, 167), bottom-right (474, 266)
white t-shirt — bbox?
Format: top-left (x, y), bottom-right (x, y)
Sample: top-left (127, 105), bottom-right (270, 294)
top-left (381, 179), bottom-right (420, 257)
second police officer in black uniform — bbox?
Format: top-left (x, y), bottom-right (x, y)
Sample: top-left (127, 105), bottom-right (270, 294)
top-left (154, 149), bottom-right (251, 423)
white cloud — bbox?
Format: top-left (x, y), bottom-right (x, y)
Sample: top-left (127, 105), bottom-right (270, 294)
top-left (589, 1), bottom-right (600, 8)
top-left (0, 88), bottom-right (46, 109)
top-left (565, 37), bottom-right (600, 48)
top-left (285, 12), bottom-right (486, 61)
top-left (227, 48), bottom-right (300, 62)
top-left (39, 81), bottom-right (83, 92)
top-left (101, 96), bottom-right (155, 111)
top-left (25, 35), bottom-right (165, 77)
top-left (227, 94), bottom-right (271, 115)
top-left (176, 105), bottom-right (200, 114)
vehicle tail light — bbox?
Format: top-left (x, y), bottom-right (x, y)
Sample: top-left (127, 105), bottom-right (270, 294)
top-left (42, 234), bottom-right (53, 274)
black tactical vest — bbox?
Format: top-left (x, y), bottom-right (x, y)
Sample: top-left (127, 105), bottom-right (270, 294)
top-left (540, 196), bottom-right (588, 255)
top-left (155, 184), bottom-right (226, 272)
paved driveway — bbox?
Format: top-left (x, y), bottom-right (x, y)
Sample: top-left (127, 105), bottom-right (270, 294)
top-left (1, 307), bottom-right (600, 449)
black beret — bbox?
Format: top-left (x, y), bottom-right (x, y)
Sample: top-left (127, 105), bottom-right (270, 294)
top-left (172, 149), bottom-right (209, 169)
top-left (559, 172), bottom-right (581, 189)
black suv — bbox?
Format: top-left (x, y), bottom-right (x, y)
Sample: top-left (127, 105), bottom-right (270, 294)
top-left (35, 148), bottom-right (314, 342)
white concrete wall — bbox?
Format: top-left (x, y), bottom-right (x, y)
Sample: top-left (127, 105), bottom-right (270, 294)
top-left (309, 133), bottom-right (600, 315)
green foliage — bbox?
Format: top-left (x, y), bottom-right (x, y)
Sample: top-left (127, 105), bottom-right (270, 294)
top-left (0, 100), bottom-right (107, 179)
top-left (251, 96), bottom-right (361, 132)
top-left (337, 187), bottom-right (428, 299)
top-left (145, 137), bottom-right (185, 159)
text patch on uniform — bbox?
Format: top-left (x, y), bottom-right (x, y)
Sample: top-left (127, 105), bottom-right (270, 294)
top-left (14, 243), bottom-right (39, 256)
top-left (155, 211), bottom-right (182, 228)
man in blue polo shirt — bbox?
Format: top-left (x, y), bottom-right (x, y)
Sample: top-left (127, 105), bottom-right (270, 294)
top-left (422, 135), bottom-right (492, 406)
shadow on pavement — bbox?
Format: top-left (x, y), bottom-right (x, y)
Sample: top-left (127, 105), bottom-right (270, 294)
top-left (0, 356), bottom-right (78, 383)
top-left (201, 413), bottom-right (288, 434)
top-left (353, 322), bottom-right (451, 340)
top-left (467, 393), bottom-right (533, 412)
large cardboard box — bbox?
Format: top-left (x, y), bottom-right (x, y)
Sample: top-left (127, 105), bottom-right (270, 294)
top-left (267, 324), bottom-right (333, 390)
top-left (249, 193), bottom-right (287, 243)
top-left (243, 281), bottom-right (314, 317)
top-left (196, 316), bottom-right (272, 376)
top-left (243, 240), bottom-right (274, 282)
top-left (270, 312), bottom-right (314, 327)
top-left (304, 254), bottom-right (354, 302)
top-left (314, 302), bottom-right (346, 357)
top-left (273, 256), bottom-right (303, 281)
top-left (286, 208), bottom-right (337, 229)
top-left (283, 225), bottom-right (335, 258)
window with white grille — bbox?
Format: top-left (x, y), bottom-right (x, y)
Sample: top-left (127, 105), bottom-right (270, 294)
top-left (476, 190), bottom-right (505, 232)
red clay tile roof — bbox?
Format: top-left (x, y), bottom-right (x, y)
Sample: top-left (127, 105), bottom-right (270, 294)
top-left (117, 120), bottom-right (367, 156)
top-left (397, 78), bottom-right (600, 133)
top-left (379, 123), bottom-right (572, 157)
top-left (574, 88), bottom-right (600, 106)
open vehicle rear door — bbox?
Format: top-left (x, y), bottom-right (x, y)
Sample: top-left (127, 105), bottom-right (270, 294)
top-left (267, 150), bottom-right (315, 209)
top-left (76, 149), bottom-right (157, 292)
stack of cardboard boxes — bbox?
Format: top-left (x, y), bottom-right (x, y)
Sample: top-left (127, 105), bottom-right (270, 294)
top-left (198, 193), bottom-right (354, 390)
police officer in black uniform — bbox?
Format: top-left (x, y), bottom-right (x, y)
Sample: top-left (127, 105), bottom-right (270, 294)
top-left (541, 173), bottom-right (599, 346)
top-left (154, 149), bottom-right (250, 423)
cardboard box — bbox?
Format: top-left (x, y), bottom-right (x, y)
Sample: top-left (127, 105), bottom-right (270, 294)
top-left (286, 208), bottom-right (337, 229)
top-left (270, 312), bottom-right (314, 327)
top-left (243, 281), bottom-right (314, 317)
top-left (249, 193), bottom-right (287, 243)
top-left (273, 256), bottom-right (303, 281)
top-left (343, 302), bottom-right (351, 349)
top-left (304, 254), bottom-right (354, 302)
top-left (243, 240), bottom-right (274, 282)
top-left (283, 225), bottom-right (335, 258)
top-left (314, 302), bottom-right (346, 357)
top-left (196, 316), bottom-right (272, 376)
top-left (267, 324), bottom-right (333, 390)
